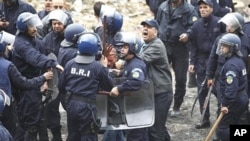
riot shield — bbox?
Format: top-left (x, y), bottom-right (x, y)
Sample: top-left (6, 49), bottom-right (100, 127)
top-left (42, 53), bottom-right (59, 104)
top-left (96, 78), bottom-right (155, 130)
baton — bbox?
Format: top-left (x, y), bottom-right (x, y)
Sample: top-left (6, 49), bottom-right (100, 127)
top-left (205, 112), bottom-right (225, 141)
top-left (98, 91), bottom-right (131, 96)
top-left (191, 78), bottom-right (207, 117)
top-left (200, 85), bottom-right (213, 123)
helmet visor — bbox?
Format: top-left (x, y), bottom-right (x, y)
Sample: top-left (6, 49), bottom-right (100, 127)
top-left (218, 14), bottom-right (240, 32)
top-left (25, 14), bottom-right (43, 29)
top-left (216, 39), bottom-right (242, 57)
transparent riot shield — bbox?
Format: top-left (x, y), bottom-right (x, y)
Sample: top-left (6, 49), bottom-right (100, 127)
top-left (96, 77), bottom-right (155, 130)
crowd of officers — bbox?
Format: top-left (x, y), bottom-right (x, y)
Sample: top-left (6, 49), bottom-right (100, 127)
top-left (0, 0), bottom-right (250, 141)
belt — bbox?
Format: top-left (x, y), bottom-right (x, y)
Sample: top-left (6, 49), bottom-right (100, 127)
top-left (71, 94), bottom-right (96, 105)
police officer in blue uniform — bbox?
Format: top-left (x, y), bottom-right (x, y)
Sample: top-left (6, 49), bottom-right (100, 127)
top-left (11, 12), bottom-right (63, 141)
top-left (96, 8), bottom-right (125, 140)
top-left (206, 12), bottom-right (250, 105)
top-left (216, 33), bottom-right (249, 141)
top-left (187, 0), bottom-right (224, 129)
top-left (0, 32), bottom-right (53, 141)
top-left (43, 9), bottom-right (70, 56)
top-left (58, 23), bottom-right (86, 68)
top-left (0, 89), bottom-right (13, 141)
top-left (58, 32), bottom-right (113, 141)
top-left (95, 7), bottom-right (123, 47)
top-left (156, 0), bottom-right (199, 116)
top-left (38, 4), bottom-right (73, 39)
top-left (111, 32), bottom-right (148, 141)
top-left (0, 0), bottom-right (36, 35)
top-left (42, 9), bottom-right (71, 141)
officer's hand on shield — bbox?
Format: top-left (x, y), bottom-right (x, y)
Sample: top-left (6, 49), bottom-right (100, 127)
top-left (40, 82), bottom-right (48, 93)
top-left (56, 64), bottom-right (64, 72)
top-left (43, 71), bottom-right (54, 80)
top-left (110, 87), bottom-right (119, 97)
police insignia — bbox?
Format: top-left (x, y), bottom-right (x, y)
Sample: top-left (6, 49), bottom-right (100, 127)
top-left (192, 16), bottom-right (198, 22)
top-left (132, 71), bottom-right (140, 78)
top-left (226, 75), bottom-right (233, 84)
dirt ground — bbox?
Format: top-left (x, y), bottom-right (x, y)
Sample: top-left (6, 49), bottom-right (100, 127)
top-left (30, 0), bottom-right (250, 140)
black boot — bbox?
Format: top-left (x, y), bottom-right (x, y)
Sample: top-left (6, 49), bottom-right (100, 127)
top-left (195, 120), bottom-right (210, 129)
top-left (188, 72), bottom-right (197, 88)
top-left (51, 126), bottom-right (62, 141)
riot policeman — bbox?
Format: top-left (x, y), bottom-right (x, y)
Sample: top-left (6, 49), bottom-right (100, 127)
top-left (43, 9), bottom-right (70, 56)
top-left (216, 33), bottom-right (248, 141)
top-left (58, 32), bottom-right (113, 141)
top-left (58, 23), bottom-right (86, 109)
top-left (110, 32), bottom-right (148, 141)
top-left (206, 12), bottom-right (250, 102)
top-left (95, 6), bottom-right (123, 46)
top-left (42, 9), bottom-right (71, 141)
top-left (58, 23), bottom-right (86, 67)
top-left (0, 30), bottom-right (53, 140)
top-left (95, 7), bottom-right (125, 140)
top-left (11, 12), bottom-right (63, 141)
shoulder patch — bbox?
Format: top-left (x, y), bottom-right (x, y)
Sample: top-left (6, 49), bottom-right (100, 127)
top-left (226, 75), bottom-right (233, 84)
top-left (132, 71), bottom-right (140, 78)
top-left (225, 71), bottom-right (236, 85)
top-left (131, 68), bottom-right (143, 79)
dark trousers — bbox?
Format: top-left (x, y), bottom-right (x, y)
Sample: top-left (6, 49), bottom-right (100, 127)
top-left (196, 59), bottom-right (210, 121)
top-left (167, 44), bottom-right (188, 110)
top-left (126, 128), bottom-right (148, 141)
top-left (16, 89), bottom-right (43, 141)
top-left (46, 95), bottom-right (61, 130)
top-left (66, 100), bottom-right (98, 141)
top-left (148, 92), bottom-right (173, 141)
top-left (1, 100), bottom-right (18, 140)
top-left (217, 94), bottom-right (249, 141)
